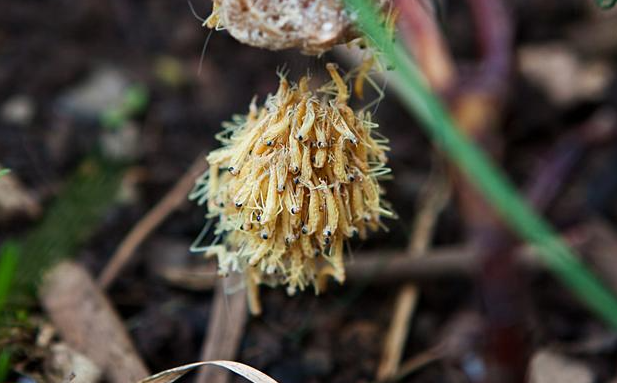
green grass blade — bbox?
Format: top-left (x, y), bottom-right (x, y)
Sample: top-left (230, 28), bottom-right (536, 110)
top-left (0, 242), bottom-right (19, 311)
top-left (344, 0), bottom-right (617, 329)
top-left (0, 350), bottom-right (10, 382)
top-left (0, 243), bottom-right (19, 382)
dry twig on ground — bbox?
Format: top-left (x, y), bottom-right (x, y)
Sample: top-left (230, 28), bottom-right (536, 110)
top-left (98, 154), bottom-right (208, 289)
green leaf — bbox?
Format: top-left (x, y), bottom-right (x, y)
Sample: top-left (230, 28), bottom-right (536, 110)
top-left (124, 84), bottom-right (149, 114)
top-left (101, 108), bottom-right (126, 130)
top-left (99, 84), bottom-right (149, 130)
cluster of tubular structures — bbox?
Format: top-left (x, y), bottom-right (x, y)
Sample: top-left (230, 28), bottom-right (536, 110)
top-left (191, 64), bottom-right (392, 296)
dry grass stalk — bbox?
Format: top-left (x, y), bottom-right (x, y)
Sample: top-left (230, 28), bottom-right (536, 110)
top-left (377, 164), bottom-right (451, 381)
top-left (98, 154), bottom-right (208, 289)
top-left (196, 275), bottom-right (249, 383)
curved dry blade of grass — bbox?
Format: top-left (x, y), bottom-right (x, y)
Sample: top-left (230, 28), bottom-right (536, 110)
top-left (137, 360), bottom-right (279, 383)
top-left (343, 0), bottom-right (617, 329)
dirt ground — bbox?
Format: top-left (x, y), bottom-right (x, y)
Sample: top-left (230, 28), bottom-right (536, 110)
top-left (2, 0), bottom-right (617, 382)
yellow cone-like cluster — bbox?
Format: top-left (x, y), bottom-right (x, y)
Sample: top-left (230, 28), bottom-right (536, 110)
top-left (191, 64), bottom-right (391, 296)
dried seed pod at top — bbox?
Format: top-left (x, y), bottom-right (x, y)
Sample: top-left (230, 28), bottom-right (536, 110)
top-left (191, 64), bottom-right (392, 308)
top-left (205, 0), bottom-right (354, 54)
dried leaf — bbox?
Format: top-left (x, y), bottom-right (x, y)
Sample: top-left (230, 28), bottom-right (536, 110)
top-left (137, 360), bottom-right (279, 383)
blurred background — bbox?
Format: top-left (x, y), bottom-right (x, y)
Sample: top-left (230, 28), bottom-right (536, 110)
top-left (1, 0), bottom-right (617, 382)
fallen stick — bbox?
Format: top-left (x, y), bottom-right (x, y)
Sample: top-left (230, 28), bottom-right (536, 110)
top-left (98, 154), bottom-right (208, 289)
top-left (346, 247), bottom-right (477, 283)
top-left (153, 222), bottom-right (604, 288)
top-left (40, 262), bottom-right (149, 383)
top-left (377, 284), bottom-right (420, 380)
top-left (376, 159), bottom-right (451, 381)
top-left (155, 246), bottom-right (475, 292)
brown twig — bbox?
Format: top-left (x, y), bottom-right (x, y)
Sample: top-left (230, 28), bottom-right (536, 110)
top-left (148, 216), bottom-right (613, 295)
top-left (155, 243), bottom-right (561, 292)
top-left (377, 285), bottom-right (421, 380)
top-left (40, 262), bottom-right (150, 383)
top-left (98, 154), bottom-right (208, 289)
top-left (374, 3), bottom-right (457, 378)
top-left (152, 247), bottom-right (472, 291)
top-left (392, 346), bottom-right (443, 382)
top-left (376, 161), bottom-right (451, 381)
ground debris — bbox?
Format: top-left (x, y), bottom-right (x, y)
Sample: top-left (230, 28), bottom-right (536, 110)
top-left (55, 67), bottom-right (129, 122)
top-left (48, 343), bottom-right (102, 383)
top-left (528, 350), bottom-right (594, 383)
top-left (519, 43), bottom-right (614, 106)
top-left (1, 95), bottom-right (35, 126)
top-left (40, 262), bottom-right (149, 383)
top-left (0, 169), bottom-right (41, 221)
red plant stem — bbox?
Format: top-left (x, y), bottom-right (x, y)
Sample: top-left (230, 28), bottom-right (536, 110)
top-left (458, 1), bottom-right (528, 382)
top-left (475, 115), bottom-right (614, 383)
top-left (467, 0), bottom-right (513, 98)
top-left (394, 0), bottom-right (456, 93)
